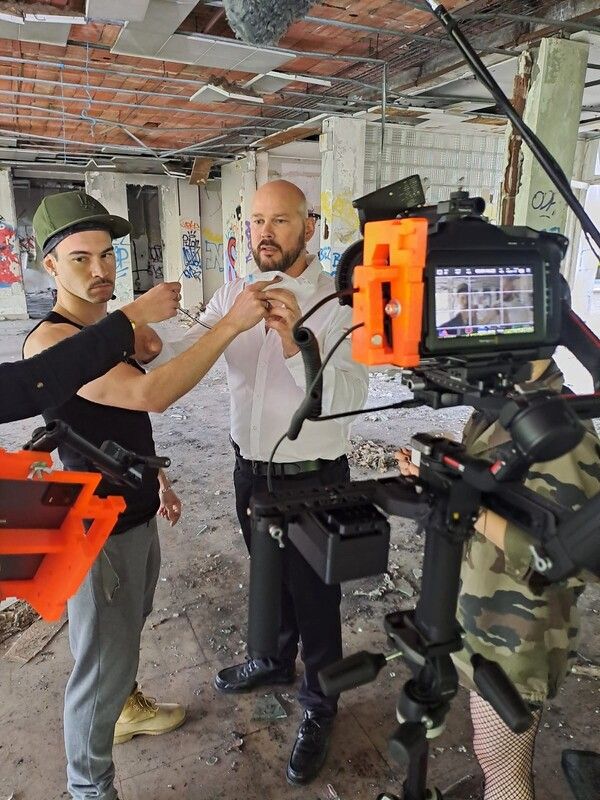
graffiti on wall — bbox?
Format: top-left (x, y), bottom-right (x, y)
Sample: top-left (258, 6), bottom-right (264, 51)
top-left (113, 236), bottom-right (130, 280)
top-left (244, 219), bottom-right (253, 264)
top-left (202, 228), bottom-right (224, 273)
top-left (317, 246), bottom-right (341, 275)
top-left (148, 243), bottom-right (164, 280)
top-left (0, 214), bottom-right (23, 287)
top-left (18, 224), bottom-right (36, 266)
top-left (530, 188), bottom-right (561, 233)
top-left (181, 220), bottom-right (202, 281)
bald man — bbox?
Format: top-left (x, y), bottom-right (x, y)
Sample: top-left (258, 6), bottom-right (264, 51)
top-left (148, 179), bottom-right (368, 785)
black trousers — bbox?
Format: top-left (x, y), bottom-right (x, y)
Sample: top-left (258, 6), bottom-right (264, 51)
top-left (234, 454), bottom-right (350, 717)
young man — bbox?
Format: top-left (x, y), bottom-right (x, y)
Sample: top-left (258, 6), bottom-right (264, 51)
top-left (25, 189), bottom-right (271, 800)
top-left (397, 359), bottom-right (598, 800)
top-left (148, 179), bottom-right (369, 785)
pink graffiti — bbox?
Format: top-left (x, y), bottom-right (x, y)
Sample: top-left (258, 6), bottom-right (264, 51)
top-left (0, 217), bottom-right (21, 287)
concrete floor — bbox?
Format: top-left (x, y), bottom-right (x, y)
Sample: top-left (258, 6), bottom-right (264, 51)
top-left (1, 317), bottom-right (599, 800)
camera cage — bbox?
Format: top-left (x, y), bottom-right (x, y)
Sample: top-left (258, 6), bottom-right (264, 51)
top-left (0, 420), bottom-right (170, 620)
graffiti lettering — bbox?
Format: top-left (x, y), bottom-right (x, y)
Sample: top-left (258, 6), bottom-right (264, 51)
top-left (318, 246), bottom-right (341, 275)
top-left (0, 214), bottom-right (22, 287)
top-left (113, 236), bottom-right (130, 280)
top-left (182, 229), bottom-right (202, 281)
top-left (148, 243), bottom-right (163, 280)
top-left (204, 240), bottom-right (224, 272)
top-left (531, 189), bottom-right (557, 219)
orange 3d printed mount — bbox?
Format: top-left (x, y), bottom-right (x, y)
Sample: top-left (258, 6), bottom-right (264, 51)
top-left (0, 421), bottom-right (169, 621)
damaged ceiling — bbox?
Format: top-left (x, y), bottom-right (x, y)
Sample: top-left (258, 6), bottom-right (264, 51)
top-left (0, 0), bottom-right (598, 176)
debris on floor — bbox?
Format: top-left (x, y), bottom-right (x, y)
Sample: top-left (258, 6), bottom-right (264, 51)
top-left (349, 435), bottom-right (398, 472)
top-left (0, 600), bottom-right (39, 646)
top-left (251, 693), bottom-right (288, 722)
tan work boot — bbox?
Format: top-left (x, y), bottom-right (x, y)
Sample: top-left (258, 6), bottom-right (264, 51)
top-left (113, 686), bottom-right (186, 745)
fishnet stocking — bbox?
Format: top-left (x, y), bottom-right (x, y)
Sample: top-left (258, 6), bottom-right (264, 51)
top-left (470, 691), bottom-right (542, 800)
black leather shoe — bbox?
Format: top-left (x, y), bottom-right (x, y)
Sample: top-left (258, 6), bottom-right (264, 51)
top-left (286, 710), bottom-right (334, 786)
top-left (214, 659), bottom-right (295, 693)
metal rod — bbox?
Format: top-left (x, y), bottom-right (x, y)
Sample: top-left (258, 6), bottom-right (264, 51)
top-left (377, 62), bottom-right (387, 190)
top-left (0, 99), bottom-right (254, 133)
top-left (302, 13), bottom-right (520, 57)
top-left (0, 86), bottom-right (300, 124)
top-left (0, 71), bottom-right (361, 118)
top-left (461, 11), bottom-right (600, 35)
top-left (0, 52), bottom-right (385, 94)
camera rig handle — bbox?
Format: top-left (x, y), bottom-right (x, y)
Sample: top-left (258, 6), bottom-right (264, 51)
top-left (23, 419), bottom-right (170, 489)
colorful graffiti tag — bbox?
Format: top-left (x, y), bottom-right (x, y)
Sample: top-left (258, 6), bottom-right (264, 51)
top-left (0, 215), bottom-right (22, 287)
top-left (226, 235), bottom-right (238, 282)
top-left (181, 220), bottom-right (202, 281)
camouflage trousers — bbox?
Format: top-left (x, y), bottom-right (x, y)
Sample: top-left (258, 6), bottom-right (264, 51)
top-left (453, 532), bottom-right (587, 705)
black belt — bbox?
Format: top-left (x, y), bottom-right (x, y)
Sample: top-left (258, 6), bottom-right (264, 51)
top-left (231, 438), bottom-right (345, 478)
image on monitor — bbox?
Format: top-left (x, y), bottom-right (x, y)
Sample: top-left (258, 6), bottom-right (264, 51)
top-left (434, 266), bottom-right (535, 340)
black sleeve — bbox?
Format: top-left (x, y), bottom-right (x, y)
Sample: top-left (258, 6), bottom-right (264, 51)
top-left (0, 310), bottom-right (135, 424)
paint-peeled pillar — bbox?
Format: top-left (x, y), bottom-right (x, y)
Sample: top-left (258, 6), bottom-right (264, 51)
top-left (200, 181), bottom-right (224, 303)
top-left (85, 172), bottom-right (134, 306)
top-left (0, 169), bottom-right (27, 319)
top-left (512, 37), bottom-right (589, 233)
top-left (319, 117), bottom-right (366, 274)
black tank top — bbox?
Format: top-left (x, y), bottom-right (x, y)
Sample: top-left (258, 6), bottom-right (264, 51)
top-left (24, 311), bottom-right (160, 535)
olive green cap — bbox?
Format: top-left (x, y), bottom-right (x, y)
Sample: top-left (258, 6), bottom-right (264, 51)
top-left (33, 190), bottom-right (132, 254)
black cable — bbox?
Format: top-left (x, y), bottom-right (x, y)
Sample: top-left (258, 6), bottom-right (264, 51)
top-left (302, 322), bottom-right (365, 410)
top-left (177, 306), bottom-right (213, 330)
top-left (295, 288), bottom-right (357, 330)
top-left (268, 321), bottom-right (363, 491)
top-left (315, 399), bottom-right (423, 421)
top-left (266, 430), bottom-right (290, 494)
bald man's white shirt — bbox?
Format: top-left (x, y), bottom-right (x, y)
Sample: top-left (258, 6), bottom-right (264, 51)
top-left (148, 256), bottom-right (368, 463)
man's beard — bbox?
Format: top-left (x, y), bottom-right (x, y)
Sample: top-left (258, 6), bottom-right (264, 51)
top-left (252, 232), bottom-right (305, 273)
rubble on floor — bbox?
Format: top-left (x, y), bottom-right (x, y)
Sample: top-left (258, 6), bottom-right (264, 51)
top-left (349, 435), bottom-right (398, 472)
top-left (0, 599), bottom-right (38, 645)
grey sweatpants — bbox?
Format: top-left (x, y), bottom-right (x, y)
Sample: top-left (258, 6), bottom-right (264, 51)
top-left (64, 518), bottom-right (161, 800)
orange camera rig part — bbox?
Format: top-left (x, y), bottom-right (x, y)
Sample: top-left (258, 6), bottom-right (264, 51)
top-left (351, 217), bottom-right (428, 367)
top-left (0, 448), bottom-right (124, 621)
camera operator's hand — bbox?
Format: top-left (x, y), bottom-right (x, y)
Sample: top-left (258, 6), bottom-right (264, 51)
top-left (262, 287), bottom-right (302, 358)
top-left (121, 282), bottom-right (182, 327)
top-left (396, 447), bottom-right (420, 477)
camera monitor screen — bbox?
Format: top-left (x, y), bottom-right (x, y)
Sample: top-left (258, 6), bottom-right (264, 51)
top-left (434, 266), bottom-right (535, 341)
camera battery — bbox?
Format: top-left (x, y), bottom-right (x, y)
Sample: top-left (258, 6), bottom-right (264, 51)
top-left (288, 503), bottom-right (390, 584)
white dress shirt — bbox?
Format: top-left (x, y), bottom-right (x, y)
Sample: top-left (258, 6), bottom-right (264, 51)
top-left (151, 256), bottom-right (369, 463)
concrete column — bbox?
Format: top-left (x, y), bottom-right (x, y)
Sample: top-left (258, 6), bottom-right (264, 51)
top-left (221, 156), bottom-right (257, 281)
top-left (319, 117), bottom-right (366, 274)
top-left (512, 37), bottom-right (589, 234)
top-left (85, 171), bottom-right (134, 307)
top-left (178, 181), bottom-right (203, 310)
top-left (0, 169), bottom-right (27, 319)
top-left (199, 180), bottom-right (224, 303)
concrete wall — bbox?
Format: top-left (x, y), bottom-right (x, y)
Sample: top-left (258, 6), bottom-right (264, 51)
top-left (0, 170), bottom-right (27, 319)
